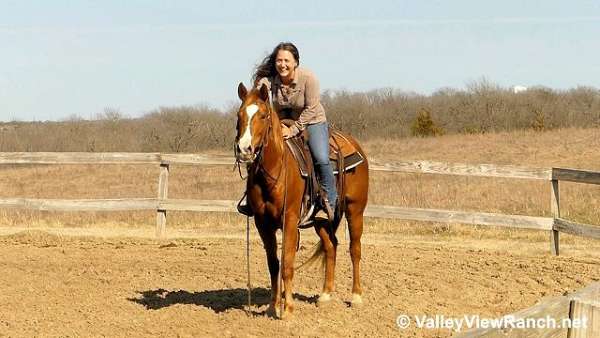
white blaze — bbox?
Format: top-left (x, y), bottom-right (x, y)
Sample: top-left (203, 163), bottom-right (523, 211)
top-left (238, 104), bottom-right (259, 153)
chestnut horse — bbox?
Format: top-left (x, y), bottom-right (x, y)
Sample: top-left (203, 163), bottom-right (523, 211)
top-left (234, 82), bottom-right (369, 318)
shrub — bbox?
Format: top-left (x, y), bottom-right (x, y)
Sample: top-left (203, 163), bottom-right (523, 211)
top-left (411, 109), bottom-right (444, 137)
top-left (530, 109), bottom-right (546, 132)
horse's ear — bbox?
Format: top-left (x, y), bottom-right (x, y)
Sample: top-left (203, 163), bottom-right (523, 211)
top-left (238, 82), bottom-right (248, 100)
top-left (259, 83), bottom-right (269, 102)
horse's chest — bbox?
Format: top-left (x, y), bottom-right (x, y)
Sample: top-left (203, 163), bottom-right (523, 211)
top-left (262, 199), bottom-right (282, 221)
top-left (248, 189), bottom-right (281, 222)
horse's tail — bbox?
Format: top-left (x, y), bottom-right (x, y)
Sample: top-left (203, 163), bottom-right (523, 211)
top-left (295, 215), bottom-right (342, 271)
top-left (294, 241), bottom-right (325, 272)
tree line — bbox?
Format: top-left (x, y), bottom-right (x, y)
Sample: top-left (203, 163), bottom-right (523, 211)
top-left (1, 80), bottom-right (599, 152)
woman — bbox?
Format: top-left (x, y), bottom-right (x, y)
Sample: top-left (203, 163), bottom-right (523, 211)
top-left (239, 42), bottom-right (337, 219)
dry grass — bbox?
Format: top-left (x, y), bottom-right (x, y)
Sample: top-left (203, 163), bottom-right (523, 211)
top-left (0, 127), bottom-right (599, 246)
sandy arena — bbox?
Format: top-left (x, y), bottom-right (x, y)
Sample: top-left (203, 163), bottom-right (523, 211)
top-left (0, 225), bottom-right (598, 338)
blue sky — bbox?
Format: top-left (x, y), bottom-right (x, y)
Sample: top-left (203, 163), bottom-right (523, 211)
top-left (1, 0), bottom-right (599, 121)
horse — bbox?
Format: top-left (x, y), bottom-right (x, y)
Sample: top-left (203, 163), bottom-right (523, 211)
top-left (234, 82), bottom-right (369, 318)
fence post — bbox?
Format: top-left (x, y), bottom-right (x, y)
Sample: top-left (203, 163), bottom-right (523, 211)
top-left (550, 178), bottom-right (560, 255)
top-left (156, 161), bottom-right (169, 238)
top-left (568, 299), bottom-right (600, 337)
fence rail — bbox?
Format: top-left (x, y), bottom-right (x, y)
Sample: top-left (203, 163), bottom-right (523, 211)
top-left (553, 167), bottom-right (600, 185)
top-left (0, 198), bottom-right (157, 211)
top-left (0, 197), bottom-right (554, 230)
top-left (0, 198), bottom-right (239, 213)
top-left (1, 152), bottom-right (599, 253)
top-left (0, 152), bottom-right (551, 178)
top-left (456, 282), bottom-right (600, 337)
top-left (554, 218), bottom-right (600, 240)
top-left (370, 160), bottom-right (551, 180)
top-left (0, 152), bottom-right (234, 165)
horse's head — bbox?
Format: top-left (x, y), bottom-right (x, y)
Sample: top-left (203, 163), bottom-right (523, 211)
top-left (234, 82), bottom-right (273, 163)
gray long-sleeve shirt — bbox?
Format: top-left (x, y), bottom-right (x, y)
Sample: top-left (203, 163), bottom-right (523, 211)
top-left (256, 67), bottom-right (327, 136)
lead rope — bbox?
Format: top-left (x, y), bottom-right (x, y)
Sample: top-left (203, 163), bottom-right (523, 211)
top-left (243, 85), bottom-right (290, 318)
top-left (269, 87), bottom-right (289, 318)
top-left (246, 213), bottom-right (252, 313)
top-left (278, 146), bottom-right (288, 318)
top-left (245, 87), bottom-right (272, 315)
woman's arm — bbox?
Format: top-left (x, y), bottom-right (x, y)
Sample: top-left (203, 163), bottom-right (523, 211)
top-left (290, 71), bottom-right (321, 136)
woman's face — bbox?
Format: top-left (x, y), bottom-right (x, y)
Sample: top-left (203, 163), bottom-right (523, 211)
top-left (275, 49), bottom-right (298, 81)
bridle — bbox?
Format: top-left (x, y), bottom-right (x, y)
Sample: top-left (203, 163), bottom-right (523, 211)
top-left (234, 94), bottom-right (283, 182)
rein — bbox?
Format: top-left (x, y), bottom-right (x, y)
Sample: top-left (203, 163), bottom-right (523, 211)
top-left (261, 89), bottom-right (289, 317)
top-left (278, 133), bottom-right (288, 318)
top-left (238, 91), bottom-right (289, 315)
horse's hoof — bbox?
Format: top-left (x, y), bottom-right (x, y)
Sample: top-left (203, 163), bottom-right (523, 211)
top-left (266, 303), bottom-right (281, 318)
top-left (350, 293), bottom-right (363, 307)
top-left (280, 308), bottom-right (294, 320)
top-left (317, 292), bottom-right (333, 307)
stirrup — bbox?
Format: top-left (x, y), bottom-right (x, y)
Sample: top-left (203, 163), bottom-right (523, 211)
top-left (313, 198), bottom-right (334, 223)
top-left (298, 204), bottom-right (316, 228)
top-left (236, 193), bottom-right (253, 216)
top-left (237, 203), bottom-right (253, 216)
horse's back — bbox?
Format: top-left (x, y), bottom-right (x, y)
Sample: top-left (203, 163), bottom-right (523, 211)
top-left (330, 130), bottom-right (368, 207)
top-left (329, 129), bottom-right (369, 173)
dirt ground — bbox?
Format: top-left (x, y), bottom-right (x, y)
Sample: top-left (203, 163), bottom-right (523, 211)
top-left (0, 226), bottom-right (598, 338)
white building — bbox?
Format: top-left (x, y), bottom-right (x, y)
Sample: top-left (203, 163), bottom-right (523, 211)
top-left (513, 85), bottom-right (528, 93)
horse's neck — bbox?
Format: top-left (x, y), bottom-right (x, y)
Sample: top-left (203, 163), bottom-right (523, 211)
top-left (258, 113), bottom-right (285, 179)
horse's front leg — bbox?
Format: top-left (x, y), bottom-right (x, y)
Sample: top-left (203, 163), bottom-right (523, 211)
top-left (281, 215), bottom-right (299, 319)
top-left (255, 220), bottom-right (280, 316)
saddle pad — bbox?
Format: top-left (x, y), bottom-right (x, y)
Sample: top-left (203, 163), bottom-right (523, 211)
top-left (332, 152), bottom-right (365, 175)
top-left (287, 135), bottom-right (363, 177)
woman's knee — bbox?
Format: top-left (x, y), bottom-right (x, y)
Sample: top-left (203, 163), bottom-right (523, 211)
top-left (313, 152), bottom-right (331, 166)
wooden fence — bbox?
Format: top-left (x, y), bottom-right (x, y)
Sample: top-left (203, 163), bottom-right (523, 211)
top-left (1, 152), bottom-right (599, 255)
top-left (456, 282), bottom-right (600, 337)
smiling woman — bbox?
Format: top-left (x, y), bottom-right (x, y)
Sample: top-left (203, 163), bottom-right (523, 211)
top-left (248, 42), bottom-right (337, 218)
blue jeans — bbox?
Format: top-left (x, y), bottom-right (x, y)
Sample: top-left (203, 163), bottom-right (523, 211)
top-left (307, 122), bottom-right (337, 207)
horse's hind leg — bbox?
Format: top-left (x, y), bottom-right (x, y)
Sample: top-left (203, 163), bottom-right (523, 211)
top-left (314, 221), bottom-right (338, 305)
top-left (346, 205), bottom-right (364, 306)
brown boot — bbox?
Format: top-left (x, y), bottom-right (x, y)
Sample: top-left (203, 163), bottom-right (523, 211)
top-left (315, 199), bottom-right (334, 223)
top-left (322, 198), bottom-right (335, 223)
top-left (236, 194), bottom-right (253, 216)
top-left (237, 203), bottom-right (253, 216)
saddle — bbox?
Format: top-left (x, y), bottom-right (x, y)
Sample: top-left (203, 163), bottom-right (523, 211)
top-left (284, 121), bottom-right (364, 228)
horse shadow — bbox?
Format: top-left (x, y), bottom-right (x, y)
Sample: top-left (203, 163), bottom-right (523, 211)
top-left (128, 288), bottom-right (318, 314)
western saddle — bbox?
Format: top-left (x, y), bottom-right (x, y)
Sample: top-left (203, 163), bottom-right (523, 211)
top-left (237, 120), bottom-right (364, 228)
top-left (283, 120), bottom-right (364, 227)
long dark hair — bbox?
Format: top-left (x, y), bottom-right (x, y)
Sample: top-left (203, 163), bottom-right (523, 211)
top-left (252, 42), bottom-right (300, 85)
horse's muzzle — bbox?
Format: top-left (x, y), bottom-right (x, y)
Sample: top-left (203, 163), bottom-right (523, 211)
top-left (235, 143), bottom-right (257, 163)
top-left (236, 153), bottom-right (256, 163)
